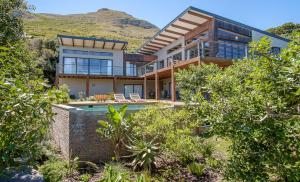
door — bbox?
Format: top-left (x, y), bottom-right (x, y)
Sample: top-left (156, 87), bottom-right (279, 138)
top-left (124, 84), bottom-right (143, 98)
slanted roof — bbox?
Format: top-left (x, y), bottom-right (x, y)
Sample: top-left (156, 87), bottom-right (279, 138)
top-left (137, 6), bottom-right (290, 55)
top-left (57, 35), bottom-right (128, 50)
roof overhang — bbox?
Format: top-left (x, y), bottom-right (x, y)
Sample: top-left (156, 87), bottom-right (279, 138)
top-left (58, 35), bottom-right (128, 50)
top-left (137, 7), bottom-right (212, 55)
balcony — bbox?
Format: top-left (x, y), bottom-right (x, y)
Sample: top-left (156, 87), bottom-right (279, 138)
top-left (56, 64), bottom-right (143, 77)
top-left (139, 40), bottom-right (249, 75)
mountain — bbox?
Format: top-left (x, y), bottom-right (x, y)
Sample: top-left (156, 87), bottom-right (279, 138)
top-left (267, 22), bottom-right (300, 40)
top-left (23, 8), bottom-right (159, 52)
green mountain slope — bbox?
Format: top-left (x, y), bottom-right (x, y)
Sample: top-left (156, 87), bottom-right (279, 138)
top-left (24, 8), bottom-right (159, 52)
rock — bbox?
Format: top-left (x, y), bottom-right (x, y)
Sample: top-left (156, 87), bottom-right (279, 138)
top-left (0, 166), bottom-right (44, 182)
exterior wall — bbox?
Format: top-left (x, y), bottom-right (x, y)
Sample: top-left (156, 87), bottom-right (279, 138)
top-left (252, 30), bottom-right (288, 48)
top-left (90, 79), bottom-right (114, 95)
top-left (59, 78), bottom-right (86, 98)
top-left (154, 37), bottom-right (185, 66)
top-left (59, 45), bottom-right (124, 75)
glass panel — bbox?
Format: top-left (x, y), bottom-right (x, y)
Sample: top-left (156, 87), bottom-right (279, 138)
top-left (89, 51), bottom-right (113, 57)
top-left (63, 49), bottom-right (88, 55)
top-left (63, 57), bottom-right (76, 74)
top-left (77, 58), bottom-right (89, 74)
top-left (124, 85), bottom-right (133, 98)
top-left (100, 59), bottom-right (112, 75)
top-left (90, 59), bottom-right (101, 75)
top-left (126, 62), bottom-right (137, 76)
top-left (134, 85), bottom-right (143, 98)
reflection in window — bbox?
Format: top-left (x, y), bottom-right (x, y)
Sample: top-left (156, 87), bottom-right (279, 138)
top-left (90, 59), bottom-right (112, 75)
top-left (63, 49), bottom-right (89, 55)
top-left (63, 58), bottom-right (76, 74)
top-left (217, 41), bottom-right (246, 59)
top-left (126, 62), bottom-right (137, 76)
top-left (77, 58), bottom-right (89, 74)
top-left (271, 47), bottom-right (281, 55)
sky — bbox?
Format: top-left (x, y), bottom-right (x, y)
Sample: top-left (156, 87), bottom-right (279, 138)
top-left (27, 0), bottom-right (300, 30)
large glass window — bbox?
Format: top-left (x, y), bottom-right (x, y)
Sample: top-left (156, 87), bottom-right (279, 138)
top-left (217, 41), bottom-right (246, 59)
top-left (124, 84), bottom-right (143, 98)
top-left (63, 57), bottom-right (76, 74)
top-left (90, 59), bottom-right (112, 75)
top-left (77, 58), bottom-right (89, 74)
top-left (89, 51), bottom-right (113, 57)
top-left (126, 62), bottom-right (137, 76)
top-left (63, 49), bottom-right (113, 57)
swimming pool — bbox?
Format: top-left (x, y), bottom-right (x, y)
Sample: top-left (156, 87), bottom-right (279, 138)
top-left (78, 104), bottom-right (149, 112)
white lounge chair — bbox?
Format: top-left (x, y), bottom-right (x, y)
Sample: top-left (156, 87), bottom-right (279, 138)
top-left (114, 94), bottom-right (130, 103)
top-left (129, 93), bottom-right (145, 102)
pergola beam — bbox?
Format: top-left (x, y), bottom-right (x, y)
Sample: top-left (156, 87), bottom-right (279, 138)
top-left (164, 29), bottom-right (185, 36)
top-left (178, 18), bottom-right (202, 26)
top-left (171, 24), bottom-right (193, 31)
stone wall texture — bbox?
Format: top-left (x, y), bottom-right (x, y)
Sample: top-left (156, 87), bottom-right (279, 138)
top-left (52, 105), bottom-right (114, 163)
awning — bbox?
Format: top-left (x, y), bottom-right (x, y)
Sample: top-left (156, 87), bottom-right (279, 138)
top-left (137, 7), bottom-right (212, 55)
top-left (58, 35), bottom-right (128, 50)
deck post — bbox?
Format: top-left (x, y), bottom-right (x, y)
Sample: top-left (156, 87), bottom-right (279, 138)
top-left (144, 76), bottom-right (147, 99)
top-left (113, 76), bottom-right (117, 93)
top-left (155, 73), bottom-right (160, 100)
top-left (86, 77), bottom-right (90, 97)
top-left (171, 66), bottom-right (176, 102)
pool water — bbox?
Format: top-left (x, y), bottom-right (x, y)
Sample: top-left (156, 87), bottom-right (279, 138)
top-left (78, 104), bottom-right (149, 112)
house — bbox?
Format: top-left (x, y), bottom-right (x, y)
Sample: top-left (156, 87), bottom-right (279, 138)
top-left (56, 6), bottom-right (289, 100)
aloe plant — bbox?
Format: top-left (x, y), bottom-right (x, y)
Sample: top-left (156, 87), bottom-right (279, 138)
top-left (97, 105), bottom-right (131, 161)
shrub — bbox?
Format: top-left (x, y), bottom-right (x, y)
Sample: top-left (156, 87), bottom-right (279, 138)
top-left (98, 164), bottom-right (130, 182)
top-left (201, 142), bottom-right (214, 158)
top-left (79, 173), bottom-right (92, 182)
top-left (39, 160), bottom-right (71, 182)
top-left (97, 105), bottom-right (132, 160)
top-left (188, 162), bottom-right (205, 177)
top-left (126, 138), bottom-right (159, 171)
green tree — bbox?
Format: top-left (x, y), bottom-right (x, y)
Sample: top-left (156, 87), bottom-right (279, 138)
top-left (176, 36), bottom-right (300, 181)
top-left (267, 22), bottom-right (300, 40)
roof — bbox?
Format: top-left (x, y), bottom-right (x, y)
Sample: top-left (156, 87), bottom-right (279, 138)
top-left (57, 35), bottom-right (128, 50)
top-left (137, 6), bottom-right (290, 55)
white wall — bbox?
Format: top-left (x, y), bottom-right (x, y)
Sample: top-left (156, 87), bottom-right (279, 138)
top-left (252, 30), bottom-right (288, 48)
top-left (59, 78), bottom-right (86, 98)
top-left (90, 79), bottom-right (114, 95)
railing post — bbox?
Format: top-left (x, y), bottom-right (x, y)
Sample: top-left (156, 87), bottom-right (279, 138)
top-left (200, 41), bottom-right (205, 58)
top-left (245, 45), bottom-right (248, 58)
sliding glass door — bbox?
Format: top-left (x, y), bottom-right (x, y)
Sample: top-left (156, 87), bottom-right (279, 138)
top-left (124, 84), bottom-right (143, 98)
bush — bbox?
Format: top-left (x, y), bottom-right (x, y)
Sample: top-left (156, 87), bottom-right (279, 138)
top-left (39, 160), bottom-right (71, 182)
top-left (98, 164), bottom-right (130, 182)
top-left (200, 142), bottom-right (214, 158)
top-left (79, 173), bottom-right (92, 182)
top-left (188, 162), bottom-right (205, 177)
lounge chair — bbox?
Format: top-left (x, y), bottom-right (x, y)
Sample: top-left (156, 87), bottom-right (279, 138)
top-left (129, 93), bottom-right (145, 102)
top-left (114, 94), bottom-right (130, 103)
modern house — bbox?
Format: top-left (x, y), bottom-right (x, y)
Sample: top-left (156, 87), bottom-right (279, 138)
top-left (56, 6), bottom-right (289, 101)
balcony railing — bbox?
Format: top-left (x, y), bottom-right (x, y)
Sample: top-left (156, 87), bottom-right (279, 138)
top-left (57, 64), bottom-right (142, 77)
top-left (139, 40), bottom-right (249, 75)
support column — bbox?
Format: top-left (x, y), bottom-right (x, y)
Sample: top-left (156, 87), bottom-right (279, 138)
top-left (86, 77), bottom-right (90, 97)
top-left (155, 73), bottom-right (160, 100)
top-left (144, 76), bottom-right (147, 99)
top-left (113, 77), bottom-right (117, 93)
top-left (171, 66), bottom-right (176, 102)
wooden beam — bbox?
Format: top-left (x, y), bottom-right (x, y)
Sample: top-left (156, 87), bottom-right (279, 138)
top-left (113, 76), bottom-right (117, 93)
top-left (83, 39), bottom-right (85, 47)
top-left (138, 51), bottom-right (151, 55)
top-left (112, 42), bottom-right (116, 49)
top-left (178, 18), bottom-right (202, 26)
top-left (164, 29), bottom-right (185, 36)
top-left (142, 47), bottom-right (158, 52)
top-left (155, 73), bottom-right (160, 100)
top-left (72, 38), bottom-right (74, 46)
top-left (60, 37), bottom-right (64, 45)
top-left (144, 76), bottom-right (147, 99)
top-left (154, 38), bottom-right (172, 44)
top-left (171, 24), bottom-right (192, 31)
top-left (171, 66), bottom-right (176, 102)
top-left (159, 34), bottom-right (178, 40)
top-left (102, 41), bottom-right (106, 49)
top-left (187, 10), bottom-right (211, 20)
top-left (86, 77), bottom-right (90, 97)
top-left (139, 49), bottom-right (154, 54)
top-left (150, 41), bottom-right (168, 47)
top-left (92, 40), bottom-right (96, 48)
top-left (146, 44), bottom-right (163, 49)
top-left (184, 21), bottom-right (210, 40)
top-left (121, 43), bottom-right (127, 50)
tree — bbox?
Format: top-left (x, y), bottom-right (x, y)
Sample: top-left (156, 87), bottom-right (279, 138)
top-left (176, 36), bottom-right (300, 181)
top-left (267, 22), bottom-right (300, 40)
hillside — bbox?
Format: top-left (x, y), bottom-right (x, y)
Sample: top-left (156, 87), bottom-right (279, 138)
top-left (23, 8), bottom-right (159, 52)
top-left (267, 22), bottom-right (300, 40)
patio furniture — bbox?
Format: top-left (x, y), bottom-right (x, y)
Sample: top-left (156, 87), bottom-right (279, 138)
top-left (114, 94), bottom-right (130, 103)
top-left (129, 93), bottom-right (145, 102)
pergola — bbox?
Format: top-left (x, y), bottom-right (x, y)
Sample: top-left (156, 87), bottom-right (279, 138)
top-left (58, 34), bottom-right (128, 50)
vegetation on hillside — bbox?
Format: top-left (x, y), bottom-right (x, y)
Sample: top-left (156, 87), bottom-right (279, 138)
top-left (267, 22), bottom-right (300, 39)
top-left (23, 8), bottom-right (159, 52)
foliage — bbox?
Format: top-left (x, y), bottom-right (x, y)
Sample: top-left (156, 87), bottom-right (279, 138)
top-left (97, 105), bottom-right (132, 160)
top-left (79, 173), bottom-right (92, 182)
top-left (267, 22), bottom-right (300, 39)
top-left (98, 164), bottom-right (130, 182)
top-left (176, 36), bottom-right (300, 181)
top-left (48, 84), bottom-right (70, 104)
top-left (0, 0), bottom-right (31, 45)
top-left (126, 138), bottom-right (159, 171)
top-left (39, 158), bottom-right (79, 182)
top-left (200, 142), bottom-right (214, 158)
top-left (188, 162), bottom-right (205, 177)
top-left (164, 129), bottom-right (201, 164)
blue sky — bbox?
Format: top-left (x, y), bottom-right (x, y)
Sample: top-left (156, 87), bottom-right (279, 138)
top-left (27, 0), bottom-right (299, 30)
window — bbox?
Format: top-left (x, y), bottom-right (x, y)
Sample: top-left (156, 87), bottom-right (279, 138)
top-left (217, 41), bottom-right (246, 59)
top-left (185, 46), bottom-right (199, 59)
top-left (63, 49), bottom-right (113, 57)
top-left (90, 59), bottom-right (112, 75)
top-left (172, 52), bottom-right (182, 61)
top-left (63, 57), bottom-right (76, 74)
top-left (77, 58), bottom-right (89, 74)
top-left (63, 49), bottom-right (88, 55)
top-left (157, 60), bottom-right (164, 69)
top-left (271, 47), bottom-right (281, 54)
top-left (89, 51), bottom-right (113, 57)
top-left (126, 62), bottom-right (137, 76)
top-left (124, 84), bottom-right (143, 98)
